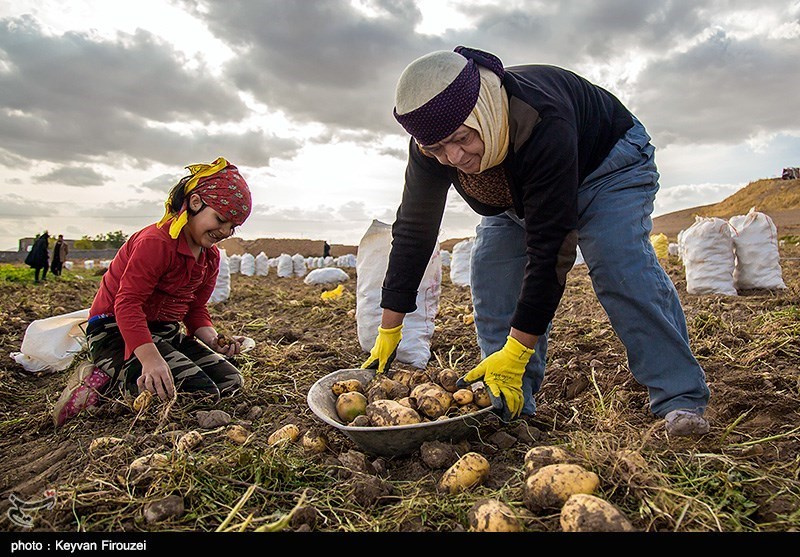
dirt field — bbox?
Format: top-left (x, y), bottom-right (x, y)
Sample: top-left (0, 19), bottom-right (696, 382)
top-left (0, 242), bottom-right (798, 533)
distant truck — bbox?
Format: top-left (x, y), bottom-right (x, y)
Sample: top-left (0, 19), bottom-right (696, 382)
top-left (782, 167), bottom-right (800, 180)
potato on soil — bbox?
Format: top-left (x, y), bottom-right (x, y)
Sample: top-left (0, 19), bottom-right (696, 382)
top-left (468, 498), bottom-right (522, 532)
top-left (524, 445), bottom-right (575, 477)
top-left (331, 379), bottom-right (363, 396)
top-left (176, 430), bottom-right (203, 453)
top-left (301, 429), bottom-right (328, 453)
top-left (88, 436), bottom-right (124, 455)
top-left (560, 494), bottom-right (634, 532)
top-left (227, 424), bottom-right (251, 445)
top-left (128, 453), bottom-right (170, 484)
top-left (133, 390), bottom-right (153, 411)
top-left (523, 463), bottom-right (600, 512)
top-left (268, 423), bottom-right (300, 446)
top-left (366, 399), bottom-right (422, 426)
top-left (438, 452), bottom-right (490, 494)
top-left (335, 391), bottom-right (367, 423)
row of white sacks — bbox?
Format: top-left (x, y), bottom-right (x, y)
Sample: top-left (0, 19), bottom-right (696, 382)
top-left (676, 208), bottom-right (785, 295)
top-left (227, 252), bottom-right (357, 277)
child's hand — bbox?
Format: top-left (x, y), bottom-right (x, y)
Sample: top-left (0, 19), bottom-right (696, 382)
top-left (214, 333), bottom-right (243, 357)
top-left (137, 360), bottom-right (175, 401)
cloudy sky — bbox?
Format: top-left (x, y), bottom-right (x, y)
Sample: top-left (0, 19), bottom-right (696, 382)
top-left (0, 0), bottom-right (798, 251)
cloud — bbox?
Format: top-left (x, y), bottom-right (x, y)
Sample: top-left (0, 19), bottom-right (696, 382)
top-left (0, 15), bottom-right (301, 166)
top-left (33, 165), bottom-right (110, 186)
top-left (633, 28), bottom-right (800, 146)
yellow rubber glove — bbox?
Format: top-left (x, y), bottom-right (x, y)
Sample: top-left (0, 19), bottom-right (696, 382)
top-left (361, 324), bottom-right (403, 374)
top-left (462, 336), bottom-right (534, 419)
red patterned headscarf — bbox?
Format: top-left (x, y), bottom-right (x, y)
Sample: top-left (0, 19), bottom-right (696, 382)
top-left (157, 157), bottom-right (252, 239)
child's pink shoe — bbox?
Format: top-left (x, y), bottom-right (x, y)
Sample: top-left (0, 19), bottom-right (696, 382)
top-left (52, 363), bottom-right (110, 427)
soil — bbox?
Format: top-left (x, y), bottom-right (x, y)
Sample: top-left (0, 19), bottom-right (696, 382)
top-left (0, 242), bottom-right (798, 532)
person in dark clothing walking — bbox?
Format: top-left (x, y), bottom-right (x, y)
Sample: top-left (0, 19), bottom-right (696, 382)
top-left (25, 231), bottom-right (49, 283)
top-left (50, 234), bottom-right (69, 276)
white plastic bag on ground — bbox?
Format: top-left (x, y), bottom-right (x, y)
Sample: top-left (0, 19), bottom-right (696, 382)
top-left (728, 208), bottom-right (786, 290)
top-left (304, 267), bottom-right (350, 285)
top-left (10, 308), bottom-right (90, 374)
top-left (356, 219), bottom-right (442, 369)
top-left (450, 239), bottom-right (474, 287)
top-left (239, 253), bottom-right (255, 276)
top-left (682, 216), bottom-right (737, 295)
top-left (276, 254), bottom-right (293, 277)
top-left (209, 249), bottom-right (231, 303)
top-left (255, 252), bottom-right (270, 276)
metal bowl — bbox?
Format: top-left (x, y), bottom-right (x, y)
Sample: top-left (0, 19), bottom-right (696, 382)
top-left (307, 368), bottom-right (495, 458)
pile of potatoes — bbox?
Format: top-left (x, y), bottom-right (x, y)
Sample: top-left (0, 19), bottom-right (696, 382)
top-left (521, 446), bottom-right (635, 532)
top-left (332, 368), bottom-right (493, 428)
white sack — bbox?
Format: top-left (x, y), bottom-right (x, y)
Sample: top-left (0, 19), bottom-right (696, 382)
top-left (292, 253), bottom-right (307, 277)
top-left (449, 239), bottom-right (474, 287)
top-left (573, 245), bottom-right (585, 267)
top-left (228, 254), bottom-right (241, 274)
top-left (255, 252), bottom-right (270, 276)
top-left (440, 250), bottom-right (451, 267)
top-left (356, 219), bottom-right (441, 369)
top-left (64, 261), bottom-right (74, 271)
top-left (682, 216), bottom-right (737, 295)
top-left (728, 208), bottom-right (786, 290)
top-left (209, 249), bottom-right (231, 303)
top-left (10, 308), bottom-right (90, 373)
top-left (276, 254), bottom-right (294, 278)
top-left (239, 253), bottom-right (255, 276)
top-left (304, 267), bottom-right (350, 285)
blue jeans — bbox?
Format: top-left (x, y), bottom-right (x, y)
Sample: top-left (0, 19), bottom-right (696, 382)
top-left (469, 117), bottom-right (710, 418)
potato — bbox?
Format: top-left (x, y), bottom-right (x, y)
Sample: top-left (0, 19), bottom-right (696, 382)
top-left (88, 436), bottom-right (124, 455)
top-left (335, 391), bottom-right (367, 423)
top-left (176, 430), bottom-right (203, 453)
top-left (411, 383), bottom-right (454, 419)
top-left (226, 424), bottom-right (251, 445)
top-left (331, 379), bottom-right (363, 396)
top-left (396, 396), bottom-right (417, 409)
top-left (128, 453), bottom-right (170, 484)
top-left (471, 383), bottom-right (492, 408)
top-left (468, 498), bottom-right (522, 532)
top-left (301, 429), bottom-right (328, 453)
top-left (389, 369), bottom-right (430, 388)
top-left (366, 399), bottom-right (422, 426)
top-left (438, 452), bottom-right (490, 494)
top-left (523, 463), bottom-right (600, 512)
top-left (523, 445), bottom-right (575, 477)
top-left (133, 390), bottom-right (153, 411)
top-left (452, 388), bottom-right (473, 405)
top-left (268, 424), bottom-right (300, 446)
top-left (560, 494), bottom-right (635, 532)
top-left (349, 415), bottom-right (371, 427)
top-left (437, 368), bottom-right (459, 392)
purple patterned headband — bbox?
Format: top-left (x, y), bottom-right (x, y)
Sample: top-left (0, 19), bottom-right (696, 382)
top-left (393, 46), bottom-right (505, 146)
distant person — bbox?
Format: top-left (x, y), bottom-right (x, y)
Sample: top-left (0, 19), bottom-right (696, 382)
top-left (323, 241), bottom-right (331, 258)
top-left (24, 231), bottom-right (49, 283)
top-left (359, 46), bottom-right (710, 437)
top-left (53, 157), bottom-right (253, 427)
top-left (50, 234), bottom-right (69, 276)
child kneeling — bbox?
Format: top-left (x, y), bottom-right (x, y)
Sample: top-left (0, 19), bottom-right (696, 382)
top-left (54, 157), bottom-right (252, 426)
